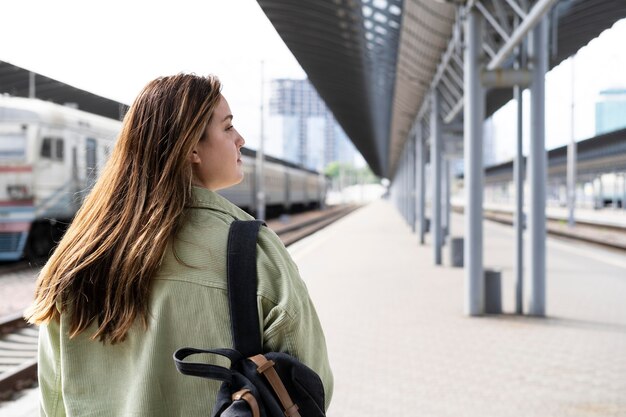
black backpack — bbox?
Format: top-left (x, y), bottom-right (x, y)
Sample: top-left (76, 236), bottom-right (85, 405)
top-left (174, 220), bottom-right (326, 417)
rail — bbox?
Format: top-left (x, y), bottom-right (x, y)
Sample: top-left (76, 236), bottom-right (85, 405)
top-left (0, 313), bottom-right (38, 401)
top-left (451, 204), bottom-right (626, 251)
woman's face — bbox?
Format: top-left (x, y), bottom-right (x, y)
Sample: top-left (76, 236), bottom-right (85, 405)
top-left (191, 95), bottom-right (245, 191)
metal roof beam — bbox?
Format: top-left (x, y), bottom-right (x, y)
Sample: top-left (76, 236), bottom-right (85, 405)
top-left (504, 0), bottom-right (528, 20)
top-left (414, 0), bottom-right (560, 130)
top-left (476, 1), bottom-right (511, 42)
top-left (487, 0), bottom-right (560, 70)
top-left (413, 9), bottom-right (462, 126)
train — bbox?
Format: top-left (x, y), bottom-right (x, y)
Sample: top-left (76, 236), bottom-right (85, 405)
top-left (0, 95), bottom-right (327, 261)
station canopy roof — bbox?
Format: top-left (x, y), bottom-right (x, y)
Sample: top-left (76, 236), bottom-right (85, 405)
top-left (257, 0), bottom-right (626, 178)
top-left (0, 60), bottom-right (127, 120)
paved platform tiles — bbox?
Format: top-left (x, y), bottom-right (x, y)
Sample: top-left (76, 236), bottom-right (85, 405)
top-left (288, 199), bottom-right (626, 417)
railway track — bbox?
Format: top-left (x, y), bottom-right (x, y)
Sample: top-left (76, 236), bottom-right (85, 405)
top-left (0, 204), bottom-right (360, 403)
top-left (269, 203), bottom-right (361, 246)
top-left (0, 313), bottom-right (38, 401)
top-left (481, 208), bottom-right (626, 251)
top-left (450, 205), bottom-right (626, 252)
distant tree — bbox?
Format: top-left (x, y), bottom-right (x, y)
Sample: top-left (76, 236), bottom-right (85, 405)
top-left (323, 161), bottom-right (343, 179)
top-left (323, 162), bottom-right (379, 184)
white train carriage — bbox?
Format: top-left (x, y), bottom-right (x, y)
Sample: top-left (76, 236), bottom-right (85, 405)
top-left (0, 96), bottom-right (120, 260)
top-left (219, 150), bottom-right (326, 215)
top-left (0, 96), bottom-right (327, 261)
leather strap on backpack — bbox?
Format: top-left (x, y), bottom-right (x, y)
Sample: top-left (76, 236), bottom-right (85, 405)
top-left (250, 354), bottom-right (302, 417)
top-left (232, 389), bottom-right (261, 417)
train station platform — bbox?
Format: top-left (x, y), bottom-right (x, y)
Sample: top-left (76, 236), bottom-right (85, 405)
top-left (289, 198), bottom-right (626, 417)
top-left (3, 198), bottom-right (626, 416)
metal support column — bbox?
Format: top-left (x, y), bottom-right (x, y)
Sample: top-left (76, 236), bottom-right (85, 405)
top-left (443, 158), bottom-right (451, 241)
top-left (567, 56), bottom-right (577, 226)
top-left (417, 124), bottom-right (426, 244)
top-left (404, 150), bottom-right (409, 221)
top-left (399, 154), bottom-right (404, 219)
top-left (464, 8), bottom-right (485, 315)
top-left (400, 153), bottom-right (404, 219)
top-left (567, 141), bottom-right (577, 223)
top-left (622, 173), bottom-right (626, 210)
top-left (398, 156), bottom-right (404, 218)
top-left (514, 49), bottom-right (525, 315)
top-left (431, 90), bottom-right (443, 265)
top-left (528, 16), bottom-right (548, 316)
top-left (611, 170), bottom-right (618, 210)
top-left (404, 150), bottom-right (411, 221)
top-left (410, 135), bottom-right (417, 233)
top-left (405, 152), bottom-right (409, 220)
top-left (256, 61), bottom-right (266, 221)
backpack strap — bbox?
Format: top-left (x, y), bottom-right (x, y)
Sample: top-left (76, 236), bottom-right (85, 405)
top-left (227, 220), bottom-right (265, 358)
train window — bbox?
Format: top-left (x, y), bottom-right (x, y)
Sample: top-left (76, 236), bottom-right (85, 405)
top-left (0, 133), bottom-right (27, 161)
top-left (41, 137), bottom-right (65, 161)
top-left (55, 139), bottom-right (64, 161)
top-left (41, 138), bottom-right (52, 158)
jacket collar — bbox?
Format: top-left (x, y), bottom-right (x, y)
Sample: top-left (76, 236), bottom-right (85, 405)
top-left (188, 186), bottom-right (253, 220)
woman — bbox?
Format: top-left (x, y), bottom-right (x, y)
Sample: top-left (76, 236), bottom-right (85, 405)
top-left (26, 73), bottom-right (333, 416)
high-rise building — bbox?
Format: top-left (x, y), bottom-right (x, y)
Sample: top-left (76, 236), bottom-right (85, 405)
top-left (270, 78), bottom-right (357, 171)
top-left (595, 88), bottom-right (626, 135)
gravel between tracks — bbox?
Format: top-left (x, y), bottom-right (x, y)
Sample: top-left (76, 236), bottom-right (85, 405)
top-left (0, 267), bottom-right (40, 318)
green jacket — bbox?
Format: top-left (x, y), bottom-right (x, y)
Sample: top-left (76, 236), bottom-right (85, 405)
top-left (38, 186), bottom-right (333, 416)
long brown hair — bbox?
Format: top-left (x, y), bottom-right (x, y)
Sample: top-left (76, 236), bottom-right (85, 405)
top-left (26, 73), bottom-right (222, 344)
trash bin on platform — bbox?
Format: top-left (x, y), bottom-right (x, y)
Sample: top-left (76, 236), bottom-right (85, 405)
top-left (450, 237), bottom-right (463, 267)
top-left (484, 268), bottom-right (502, 314)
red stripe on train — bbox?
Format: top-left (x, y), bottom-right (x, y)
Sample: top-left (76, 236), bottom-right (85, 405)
top-left (0, 200), bottom-right (34, 206)
top-left (0, 222), bottom-right (31, 232)
top-left (0, 166), bottom-right (33, 173)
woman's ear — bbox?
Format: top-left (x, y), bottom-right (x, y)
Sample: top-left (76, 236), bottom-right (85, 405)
top-left (189, 149), bottom-right (201, 164)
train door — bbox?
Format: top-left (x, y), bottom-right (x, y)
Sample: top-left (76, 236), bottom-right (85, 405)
top-left (86, 138), bottom-right (97, 187)
top-left (70, 145), bottom-right (82, 210)
top-left (27, 132), bottom-right (69, 259)
top-left (285, 169), bottom-right (291, 211)
top-left (35, 133), bottom-right (68, 215)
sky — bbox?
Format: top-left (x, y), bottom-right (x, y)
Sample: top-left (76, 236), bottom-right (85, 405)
top-left (1, 1), bottom-right (625, 166)
top-left (0, 0), bottom-right (304, 152)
